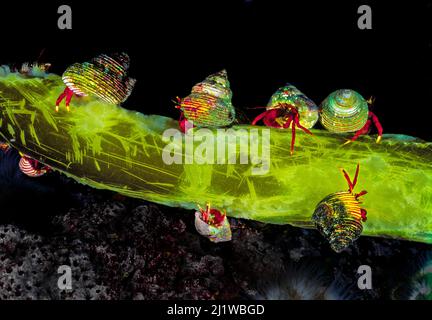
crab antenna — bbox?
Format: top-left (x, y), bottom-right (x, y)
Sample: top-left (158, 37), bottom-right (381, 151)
top-left (341, 168), bottom-right (354, 192)
top-left (352, 163), bottom-right (360, 189)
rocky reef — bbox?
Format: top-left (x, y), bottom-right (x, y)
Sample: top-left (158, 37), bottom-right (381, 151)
top-left (0, 177), bottom-right (430, 299)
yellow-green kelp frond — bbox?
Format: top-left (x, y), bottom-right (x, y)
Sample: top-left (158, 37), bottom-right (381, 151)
top-left (1, 72), bottom-right (432, 244)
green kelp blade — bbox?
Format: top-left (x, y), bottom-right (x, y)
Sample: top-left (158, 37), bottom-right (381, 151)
top-left (1, 72), bottom-right (432, 244)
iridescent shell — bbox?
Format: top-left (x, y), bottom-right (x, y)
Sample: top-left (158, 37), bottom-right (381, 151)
top-left (179, 69), bottom-right (236, 128)
top-left (267, 83), bottom-right (319, 129)
top-left (62, 52), bottom-right (136, 105)
top-left (320, 89), bottom-right (369, 133)
top-left (194, 211), bottom-right (232, 243)
top-left (312, 191), bottom-right (364, 252)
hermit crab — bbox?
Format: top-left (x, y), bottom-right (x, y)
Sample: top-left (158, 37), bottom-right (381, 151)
top-left (194, 203), bottom-right (232, 243)
top-left (251, 84), bottom-right (319, 155)
top-left (55, 52), bottom-right (136, 112)
top-left (320, 89), bottom-right (383, 144)
top-left (18, 153), bottom-right (51, 178)
top-left (0, 143), bottom-right (50, 178)
top-left (175, 69), bottom-right (236, 132)
top-left (0, 141), bottom-right (52, 178)
top-left (312, 164), bottom-right (367, 253)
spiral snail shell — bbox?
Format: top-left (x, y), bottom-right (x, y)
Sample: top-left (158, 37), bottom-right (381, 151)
top-left (62, 52), bottom-right (136, 105)
top-left (177, 69), bottom-right (236, 128)
top-left (267, 83), bottom-right (319, 129)
top-left (312, 164), bottom-right (367, 253)
top-left (319, 89), bottom-right (369, 133)
top-left (194, 203), bottom-right (232, 243)
top-left (312, 191), bottom-right (364, 252)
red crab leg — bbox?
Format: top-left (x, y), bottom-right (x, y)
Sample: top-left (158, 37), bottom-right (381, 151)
top-left (369, 111), bottom-right (383, 143)
top-left (263, 109), bottom-right (283, 128)
top-left (252, 109), bottom-right (283, 128)
top-left (288, 113), bottom-right (313, 155)
top-left (174, 97), bottom-right (189, 133)
top-left (293, 113), bottom-right (313, 135)
top-left (343, 120), bottom-right (371, 145)
top-left (55, 87), bottom-right (74, 112)
top-left (55, 87), bottom-right (69, 111)
top-left (252, 110), bottom-right (271, 125)
top-left (354, 121), bottom-right (371, 140)
top-left (179, 112), bottom-right (186, 133)
top-left (344, 111), bottom-right (383, 145)
top-left (65, 88), bottom-right (74, 111)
